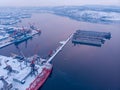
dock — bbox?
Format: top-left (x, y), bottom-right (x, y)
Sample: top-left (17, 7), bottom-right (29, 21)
top-left (0, 30), bottom-right (40, 49)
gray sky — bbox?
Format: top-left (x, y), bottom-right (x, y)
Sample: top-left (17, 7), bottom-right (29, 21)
top-left (0, 0), bottom-right (120, 7)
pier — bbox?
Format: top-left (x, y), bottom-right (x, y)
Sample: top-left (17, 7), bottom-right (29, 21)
top-left (47, 34), bottom-right (72, 63)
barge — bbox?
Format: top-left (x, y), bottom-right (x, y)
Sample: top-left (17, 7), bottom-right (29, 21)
top-left (72, 30), bottom-right (111, 47)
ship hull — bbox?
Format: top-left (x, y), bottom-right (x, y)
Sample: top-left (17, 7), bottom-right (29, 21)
top-left (26, 66), bottom-right (52, 90)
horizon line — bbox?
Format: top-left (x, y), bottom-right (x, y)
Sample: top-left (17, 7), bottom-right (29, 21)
top-left (0, 4), bottom-right (119, 8)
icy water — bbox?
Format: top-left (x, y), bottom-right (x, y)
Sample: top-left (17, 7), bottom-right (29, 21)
top-left (0, 13), bottom-right (120, 90)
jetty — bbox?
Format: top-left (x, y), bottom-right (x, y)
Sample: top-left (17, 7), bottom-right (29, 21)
top-left (47, 34), bottom-right (72, 63)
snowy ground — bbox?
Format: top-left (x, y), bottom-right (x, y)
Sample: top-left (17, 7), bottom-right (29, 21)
top-left (51, 6), bottom-right (120, 24)
top-left (0, 6), bottom-right (120, 26)
top-left (0, 55), bottom-right (43, 90)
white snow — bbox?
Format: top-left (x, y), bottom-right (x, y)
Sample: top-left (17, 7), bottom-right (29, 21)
top-left (74, 10), bottom-right (120, 21)
top-left (0, 55), bottom-right (43, 90)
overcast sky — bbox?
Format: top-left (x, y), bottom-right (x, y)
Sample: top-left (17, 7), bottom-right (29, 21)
top-left (0, 0), bottom-right (119, 7)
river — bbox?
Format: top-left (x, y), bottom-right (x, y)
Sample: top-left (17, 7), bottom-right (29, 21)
top-left (0, 13), bottom-right (120, 90)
